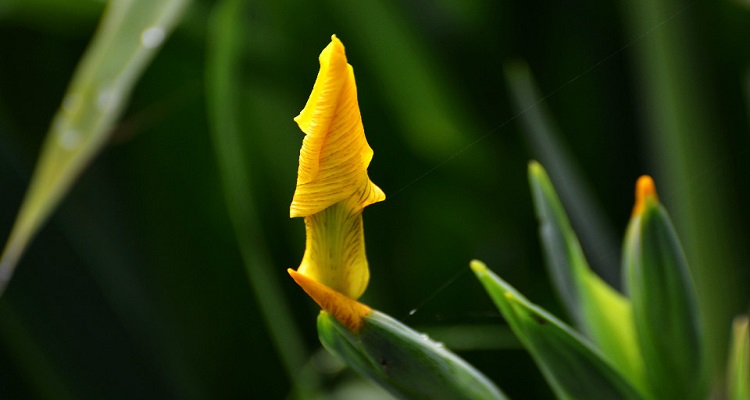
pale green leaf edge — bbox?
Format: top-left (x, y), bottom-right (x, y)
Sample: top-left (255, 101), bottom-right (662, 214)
top-left (0, 0), bottom-right (190, 295)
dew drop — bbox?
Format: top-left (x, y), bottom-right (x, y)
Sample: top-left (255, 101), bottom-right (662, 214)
top-left (141, 27), bottom-right (165, 49)
top-left (58, 129), bottom-right (81, 150)
top-left (97, 87), bottom-right (119, 111)
top-left (434, 342), bottom-right (445, 348)
top-left (62, 94), bottom-right (82, 114)
top-left (419, 333), bottom-right (430, 341)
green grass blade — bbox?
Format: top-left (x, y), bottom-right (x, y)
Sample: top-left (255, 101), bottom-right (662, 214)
top-left (205, 0), bottom-right (319, 398)
top-left (528, 161), bottom-right (645, 393)
top-left (471, 260), bottom-right (645, 400)
top-left (505, 61), bottom-right (620, 286)
top-left (0, 0), bottom-right (190, 296)
top-left (727, 315), bottom-right (750, 400)
top-left (620, 0), bottom-right (744, 380)
top-left (318, 310), bottom-right (507, 400)
top-left (623, 194), bottom-right (705, 400)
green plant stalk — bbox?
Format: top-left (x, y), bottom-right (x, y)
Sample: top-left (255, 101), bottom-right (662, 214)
top-left (0, 0), bottom-right (190, 296)
top-left (318, 310), bottom-right (507, 400)
top-left (205, 0), bottom-right (319, 398)
top-left (619, 0), bottom-right (742, 381)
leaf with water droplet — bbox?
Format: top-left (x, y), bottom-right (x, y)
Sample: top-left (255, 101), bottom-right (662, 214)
top-left (318, 310), bottom-right (508, 400)
top-left (0, 0), bottom-right (190, 295)
top-left (141, 27), bottom-right (166, 49)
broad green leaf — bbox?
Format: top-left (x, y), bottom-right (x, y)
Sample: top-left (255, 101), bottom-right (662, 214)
top-left (528, 161), bottom-right (645, 393)
top-left (0, 0), bottom-right (190, 295)
top-left (622, 180), bottom-right (705, 400)
top-left (471, 260), bottom-right (645, 400)
top-left (727, 315), bottom-right (749, 400)
top-left (318, 310), bottom-right (507, 400)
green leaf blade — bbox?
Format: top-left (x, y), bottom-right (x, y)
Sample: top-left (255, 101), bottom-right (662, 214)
top-left (727, 315), bottom-right (750, 400)
top-left (318, 310), bottom-right (507, 400)
top-left (0, 0), bottom-right (190, 295)
top-left (623, 199), bottom-right (705, 400)
top-left (528, 162), bottom-right (645, 393)
top-left (471, 260), bottom-right (645, 400)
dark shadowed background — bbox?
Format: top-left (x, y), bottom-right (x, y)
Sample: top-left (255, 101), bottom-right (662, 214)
top-left (1, 0), bottom-right (749, 398)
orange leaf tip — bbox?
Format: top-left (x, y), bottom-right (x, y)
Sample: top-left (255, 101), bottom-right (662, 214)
top-left (632, 175), bottom-right (659, 217)
top-left (288, 268), bottom-right (372, 333)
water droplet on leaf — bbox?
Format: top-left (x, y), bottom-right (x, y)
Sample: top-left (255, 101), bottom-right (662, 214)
top-left (58, 129), bottom-right (81, 150)
top-left (141, 27), bottom-right (165, 49)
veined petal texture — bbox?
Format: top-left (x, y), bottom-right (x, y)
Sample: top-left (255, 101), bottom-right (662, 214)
top-left (291, 35), bottom-right (384, 218)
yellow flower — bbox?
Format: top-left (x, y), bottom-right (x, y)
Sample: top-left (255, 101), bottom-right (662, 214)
top-left (289, 35), bottom-right (385, 300)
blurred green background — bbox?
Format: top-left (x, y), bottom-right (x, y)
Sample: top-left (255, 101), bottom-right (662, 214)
top-left (1, 0), bottom-right (749, 398)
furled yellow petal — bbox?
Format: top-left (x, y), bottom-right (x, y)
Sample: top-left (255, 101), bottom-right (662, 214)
top-left (296, 195), bottom-right (371, 298)
top-left (290, 35), bottom-right (385, 218)
top-left (288, 268), bottom-right (372, 332)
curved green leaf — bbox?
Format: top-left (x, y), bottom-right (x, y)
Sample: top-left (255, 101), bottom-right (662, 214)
top-left (471, 260), bottom-right (645, 400)
top-left (623, 196), bottom-right (705, 400)
top-left (506, 62), bottom-right (620, 286)
top-left (318, 310), bottom-right (507, 400)
top-left (528, 161), bottom-right (645, 392)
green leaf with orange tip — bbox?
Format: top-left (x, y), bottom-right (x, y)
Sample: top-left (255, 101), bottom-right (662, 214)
top-left (727, 315), bottom-right (749, 400)
top-left (471, 260), bottom-right (645, 400)
top-left (528, 161), bottom-right (645, 394)
top-left (623, 176), bottom-right (706, 400)
top-left (317, 310), bottom-right (507, 400)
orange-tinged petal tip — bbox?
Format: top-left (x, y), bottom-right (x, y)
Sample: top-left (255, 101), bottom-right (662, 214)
top-left (632, 175), bottom-right (659, 217)
top-left (288, 268), bottom-right (371, 332)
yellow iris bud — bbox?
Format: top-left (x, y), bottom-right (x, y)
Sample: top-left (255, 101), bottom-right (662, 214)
top-left (290, 35), bottom-right (385, 300)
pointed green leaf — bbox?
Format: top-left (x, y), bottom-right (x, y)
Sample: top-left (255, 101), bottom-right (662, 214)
top-left (471, 260), bottom-right (645, 400)
top-left (623, 183), bottom-right (705, 400)
top-left (727, 315), bottom-right (749, 400)
top-left (528, 161), bottom-right (645, 393)
top-left (318, 310), bottom-right (507, 400)
top-left (505, 61), bottom-right (620, 286)
top-left (0, 0), bottom-right (190, 295)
